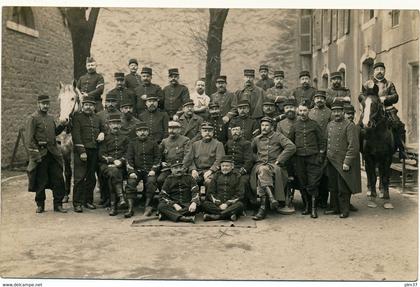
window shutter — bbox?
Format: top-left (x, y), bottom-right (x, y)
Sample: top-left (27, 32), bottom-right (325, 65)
top-left (332, 10), bottom-right (338, 41)
top-left (300, 14), bottom-right (312, 54)
top-left (344, 10), bottom-right (350, 34)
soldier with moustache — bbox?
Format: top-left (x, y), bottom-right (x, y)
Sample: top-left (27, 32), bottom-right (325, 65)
top-left (256, 64), bottom-right (275, 91)
top-left (98, 114), bottom-right (129, 217)
top-left (228, 100), bottom-right (259, 141)
top-left (124, 58), bottom-right (142, 91)
top-left (257, 99), bottom-right (281, 131)
top-left (157, 121), bottom-right (191, 188)
top-left (157, 160), bottom-right (199, 223)
top-left (266, 70), bottom-right (292, 114)
top-left (25, 95), bottom-right (68, 213)
top-left (225, 123), bottom-right (254, 209)
top-left (126, 122), bottom-right (161, 217)
top-left (308, 90), bottom-right (331, 208)
top-left (138, 93), bottom-right (169, 144)
top-left (134, 67), bottom-right (164, 116)
top-left (201, 155), bottom-right (245, 221)
top-left (77, 57), bottom-right (105, 112)
top-left (190, 78), bottom-right (210, 120)
top-left (324, 102), bottom-right (361, 218)
top-left (178, 99), bottom-right (203, 141)
top-left (162, 68), bottom-right (190, 119)
top-left (231, 69), bottom-right (264, 119)
top-left (277, 98), bottom-right (298, 138)
top-left (251, 117), bottom-right (296, 220)
top-left (361, 61), bottom-right (406, 159)
top-left (107, 72), bottom-right (136, 110)
top-left (209, 75), bottom-right (236, 123)
top-left (291, 70), bottom-right (317, 109)
top-left (71, 95), bottom-right (106, 212)
top-left (326, 72), bottom-right (351, 108)
top-left (119, 97), bottom-right (141, 140)
top-left (207, 102), bottom-right (228, 144)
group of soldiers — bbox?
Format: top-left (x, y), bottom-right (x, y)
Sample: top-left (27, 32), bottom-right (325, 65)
top-left (26, 57), bottom-right (405, 222)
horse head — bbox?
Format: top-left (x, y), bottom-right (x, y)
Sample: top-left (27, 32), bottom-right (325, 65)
top-left (360, 81), bottom-right (384, 129)
top-left (58, 81), bottom-right (83, 122)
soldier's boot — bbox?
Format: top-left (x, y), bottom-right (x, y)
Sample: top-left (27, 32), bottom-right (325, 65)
top-left (382, 186), bottom-right (394, 209)
top-left (253, 195), bottom-right (267, 220)
top-left (54, 203), bottom-right (67, 213)
top-left (265, 186), bottom-right (279, 210)
top-left (109, 194), bottom-right (118, 216)
top-left (143, 197), bottom-right (153, 217)
top-left (179, 215), bottom-right (196, 223)
top-left (311, 195), bottom-right (318, 218)
top-left (203, 214), bottom-right (221, 221)
top-left (301, 192), bottom-right (310, 215)
top-left (124, 199), bottom-right (135, 218)
top-left (36, 202), bottom-right (45, 214)
top-left (115, 183), bottom-right (127, 209)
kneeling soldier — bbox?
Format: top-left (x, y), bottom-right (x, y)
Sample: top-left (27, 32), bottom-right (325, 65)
top-left (126, 122), bottom-right (161, 217)
top-left (157, 161), bottom-right (199, 223)
top-left (202, 155), bottom-right (245, 221)
top-left (98, 114), bottom-right (129, 216)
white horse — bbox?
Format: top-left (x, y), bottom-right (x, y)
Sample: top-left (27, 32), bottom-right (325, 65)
top-left (57, 81), bottom-right (83, 202)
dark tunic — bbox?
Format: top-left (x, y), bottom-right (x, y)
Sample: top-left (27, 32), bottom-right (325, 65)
top-left (231, 85), bottom-right (265, 119)
top-left (126, 137), bottom-right (160, 173)
top-left (225, 137), bottom-right (253, 173)
top-left (134, 82), bottom-right (164, 115)
top-left (326, 87), bottom-right (351, 108)
top-left (178, 114), bottom-right (203, 140)
top-left (160, 174), bottom-right (200, 207)
top-left (162, 83), bottom-right (190, 118)
top-left (77, 72), bottom-right (105, 111)
top-left (107, 87), bottom-right (135, 110)
top-left (289, 118), bottom-right (325, 156)
top-left (229, 116), bottom-right (259, 141)
top-left (138, 109), bottom-right (169, 143)
top-left (256, 78), bottom-right (275, 91)
top-left (208, 115), bottom-right (228, 144)
top-left (207, 170), bottom-right (244, 203)
top-left (124, 73), bottom-right (142, 91)
top-left (71, 111), bottom-right (104, 154)
top-left (291, 86), bottom-right (317, 108)
top-left (309, 106), bottom-right (332, 134)
top-left (209, 91), bottom-right (236, 118)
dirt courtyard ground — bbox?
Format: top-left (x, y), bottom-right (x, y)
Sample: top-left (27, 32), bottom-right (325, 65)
top-left (0, 174), bottom-right (417, 282)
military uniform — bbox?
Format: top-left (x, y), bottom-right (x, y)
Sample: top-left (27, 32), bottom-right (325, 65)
top-left (134, 82), bottom-right (164, 116)
top-left (208, 115), bottom-right (228, 144)
top-left (125, 73), bottom-right (142, 91)
top-left (107, 87), bottom-right (135, 111)
top-left (229, 112), bottom-right (259, 141)
top-left (266, 86), bottom-right (292, 113)
top-left (209, 91), bottom-right (235, 118)
top-left (158, 173), bottom-right (200, 222)
top-left (309, 106), bottom-right (332, 133)
top-left (162, 69), bottom-right (190, 119)
top-left (231, 85), bottom-right (264, 119)
top-left (25, 97), bottom-right (67, 212)
top-left (291, 86), bottom-right (317, 108)
top-left (179, 113), bottom-right (203, 140)
top-left (71, 97), bottom-right (105, 209)
top-left (138, 108), bottom-right (169, 144)
top-left (120, 98), bottom-right (141, 140)
top-left (256, 78), bottom-right (275, 91)
top-left (326, 87), bottom-right (351, 107)
top-left (326, 103), bottom-right (361, 217)
top-left (202, 168), bottom-right (245, 219)
top-left (77, 71), bottom-right (105, 112)
top-left (277, 117), bottom-right (296, 139)
top-left (97, 109), bottom-right (121, 134)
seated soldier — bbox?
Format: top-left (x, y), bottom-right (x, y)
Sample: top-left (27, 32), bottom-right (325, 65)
top-left (157, 160), bottom-right (199, 223)
top-left (126, 122), bottom-right (160, 217)
top-left (98, 114), bottom-right (129, 216)
top-left (201, 155), bottom-right (245, 221)
top-left (183, 122), bottom-right (225, 197)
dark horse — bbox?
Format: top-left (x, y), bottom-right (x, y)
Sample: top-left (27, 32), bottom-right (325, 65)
top-left (359, 82), bottom-right (395, 209)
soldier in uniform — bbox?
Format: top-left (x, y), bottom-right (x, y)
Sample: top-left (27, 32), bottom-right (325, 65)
top-left (138, 93), bottom-right (169, 144)
top-left (324, 102), bottom-right (361, 218)
top-left (190, 78), bottom-right (210, 120)
top-left (157, 160), bottom-right (199, 223)
top-left (71, 95), bottom-right (106, 212)
top-left (225, 123), bottom-right (254, 209)
top-left (77, 57), bottom-right (105, 112)
top-left (277, 98), bottom-right (297, 138)
top-left (251, 117), bottom-right (296, 220)
top-left (162, 68), bottom-right (190, 119)
top-left (266, 70), bottom-right (292, 114)
top-left (207, 102), bottom-right (228, 144)
top-left (308, 90), bottom-right (331, 208)
top-left (289, 103), bottom-right (325, 218)
top-left (231, 69), bottom-right (264, 119)
top-left (25, 95), bottom-right (68, 213)
top-left (183, 122), bottom-right (225, 193)
top-left (134, 67), bottom-right (164, 116)
top-left (157, 121), bottom-right (191, 188)
top-left (126, 122), bottom-right (161, 217)
top-left (258, 99), bottom-right (281, 131)
top-left (107, 72), bottom-right (136, 110)
top-left (119, 97), bottom-right (141, 140)
top-left (291, 70), bottom-right (317, 108)
top-left (178, 99), bottom-right (203, 141)
top-left (228, 100), bottom-right (259, 141)
top-left (202, 155), bottom-right (245, 221)
top-left (125, 58), bottom-right (142, 91)
top-left (361, 61), bottom-right (406, 159)
top-left (98, 114), bottom-right (129, 216)
top-left (256, 64), bottom-right (275, 91)
top-left (209, 75), bottom-right (236, 123)
top-left (326, 72), bottom-right (351, 108)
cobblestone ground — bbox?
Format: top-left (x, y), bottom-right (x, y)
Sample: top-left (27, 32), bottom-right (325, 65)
top-left (0, 174), bottom-right (417, 281)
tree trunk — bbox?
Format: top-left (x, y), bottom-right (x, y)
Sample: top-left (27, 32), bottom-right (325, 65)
top-left (205, 9), bottom-right (229, 96)
top-left (60, 8), bottom-right (100, 80)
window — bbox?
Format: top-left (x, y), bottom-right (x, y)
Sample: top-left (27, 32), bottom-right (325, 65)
top-left (300, 12), bottom-right (312, 55)
top-left (313, 10), bottom-right (322, 50)
top-left (364, 10), bottom-right (375, 23)
top-left (362, 58), bottom-right (374, 84)
top-left (337, 10), bottom-right (351, 38)
top-left (407, 64), bottom-right (419, 144)
top-left (322, 10), bottom-right (332, 46)
top-left (339, 68), bottom-right (346, 87)
top-left (322, 74), bottom-right (329, 89)
top-left (391, 10), bottom-right (400, 27)
top-left (332, 10), bottom-right (338, 41)
top-left (6, 7), bottom-right (38, 37)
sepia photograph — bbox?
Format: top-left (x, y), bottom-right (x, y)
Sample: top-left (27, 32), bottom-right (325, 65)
top-left (1, 1), bottom-right (419, 286)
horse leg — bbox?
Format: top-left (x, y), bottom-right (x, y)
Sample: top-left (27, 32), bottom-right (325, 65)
top-left (379, 155), bottom-right (394, 209)
top-left (63, 150), bottom-right (72, 200)
top-left (364, 154), bottom-right (377, 198)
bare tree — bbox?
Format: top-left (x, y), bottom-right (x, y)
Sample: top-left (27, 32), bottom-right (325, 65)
top-left (59, 7), bottom-right (100, 80)
top-left (205, 9), bottom-right (229, 95)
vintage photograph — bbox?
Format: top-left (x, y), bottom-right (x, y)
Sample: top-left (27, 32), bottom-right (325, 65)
top-left (1, 3), bottom-right (419, 284)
